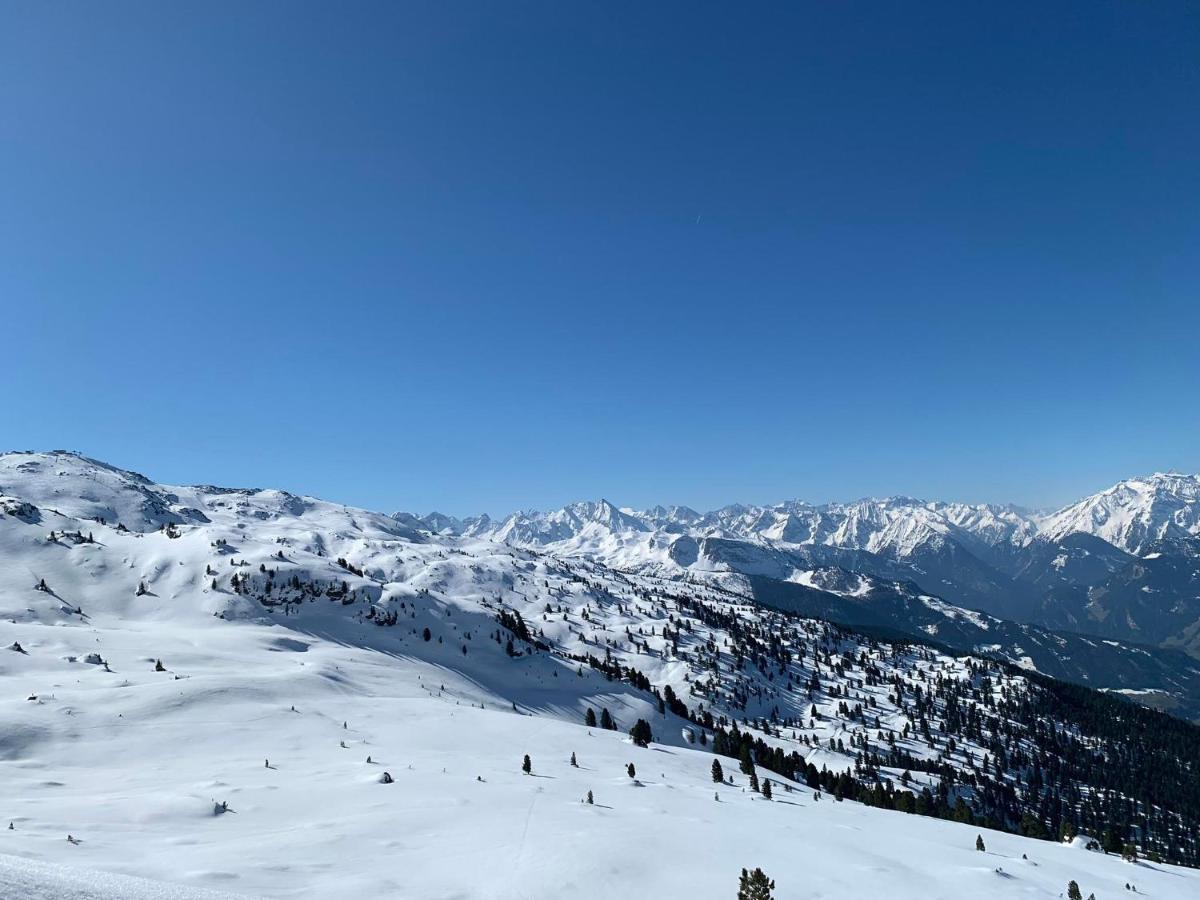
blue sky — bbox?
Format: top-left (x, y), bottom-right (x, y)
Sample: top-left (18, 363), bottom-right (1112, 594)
top-left (1, 2), bottom-right (1197, 516)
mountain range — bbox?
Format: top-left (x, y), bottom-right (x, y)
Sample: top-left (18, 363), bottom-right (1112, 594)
top-left (393, 472), bottom-right (1200, 670)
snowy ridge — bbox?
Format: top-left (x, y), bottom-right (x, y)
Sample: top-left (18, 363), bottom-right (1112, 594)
top-left (426, 473), bottom-right (1200, 561)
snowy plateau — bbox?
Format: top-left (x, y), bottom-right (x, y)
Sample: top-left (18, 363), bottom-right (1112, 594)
top-left (1, 451), bottom-right (1199, 899)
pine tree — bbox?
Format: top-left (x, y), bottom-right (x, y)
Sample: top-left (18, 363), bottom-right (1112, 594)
top-left (570, 752), bottom-right (578, 767)
top-left (600, 708), bottom-right (615, 730)
top-left (712, 759), bottom-right (725, 783)
top-left (1068, 881), bottom-right (1083, 900)
top-left (749, 770), bottom-right (760, 792)
top-left (154, 659), bottom-right (165, 672)
top-left (737, 867), bottom-right (774, 900)
top-left (627, 763), bottom-right (636, 778)
top-left (522, 754), bottom-right (531, 775)
top-left (585, 708), bottom-right (597, 727)
top-left (586, 790), bottom-right (594, 805)
top-left (739, 745), bottom-right (754, 776)
top-left (976, 834), bottom-right (986, 852)
top-left (630, 719), bottom-right (653, 747)
top-left (761, 779), bottom-right (772, 800)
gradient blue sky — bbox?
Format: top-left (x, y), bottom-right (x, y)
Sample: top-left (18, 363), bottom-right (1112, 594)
top-left (2, 2), bottom-right (1197, 516)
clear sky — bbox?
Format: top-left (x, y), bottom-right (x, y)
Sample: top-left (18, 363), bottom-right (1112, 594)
top-left (2, 2), bottom-right (1197, 517)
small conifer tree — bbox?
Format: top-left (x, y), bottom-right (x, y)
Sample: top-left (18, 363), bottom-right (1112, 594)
top-left (737, 867), bottom-right (774, 900)
top-left (739, 745), bottom-right (754, 776)
top-left (522, 754), bottom-right (531, 775)
top-left (630, 719), bottom-right (653, 747)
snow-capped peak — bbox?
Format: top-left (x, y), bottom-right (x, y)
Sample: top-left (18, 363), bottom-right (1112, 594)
top-left (1038, 472), bottom-right (1200, 554)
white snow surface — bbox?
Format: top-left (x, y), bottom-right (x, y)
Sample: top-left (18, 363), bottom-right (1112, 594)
top-left (0, 852), bottom-right (254, 899)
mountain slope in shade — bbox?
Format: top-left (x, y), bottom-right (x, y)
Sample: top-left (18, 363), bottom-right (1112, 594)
top-left (1036, 538), bottom-right (1200, 656)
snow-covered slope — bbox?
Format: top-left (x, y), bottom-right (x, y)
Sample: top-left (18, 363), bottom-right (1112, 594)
top-left (0, 853), bottom-right (253, 900)
top-left (5, 604), bottom-right (1193, 900)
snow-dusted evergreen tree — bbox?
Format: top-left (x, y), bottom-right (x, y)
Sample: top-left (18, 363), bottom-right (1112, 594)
top-left (737, 867), bottom-right (774, 900)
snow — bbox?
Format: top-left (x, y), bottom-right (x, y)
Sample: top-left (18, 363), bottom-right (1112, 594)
top-left (0, 853), bottom-right (251, 899)
top-left (921, 595), bottom-right (992, 630)
top-left (3, 610), bottom-right (1194, 899)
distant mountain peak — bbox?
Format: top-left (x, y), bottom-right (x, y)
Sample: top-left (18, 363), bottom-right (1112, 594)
top-left (1038, 471), bottom-right (1200, 554)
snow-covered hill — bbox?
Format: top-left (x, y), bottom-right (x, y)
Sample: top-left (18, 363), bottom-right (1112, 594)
top-left (5, 606), bottom-right (1194, 899)
top-left (3, 451), bottom-right (1200, 896)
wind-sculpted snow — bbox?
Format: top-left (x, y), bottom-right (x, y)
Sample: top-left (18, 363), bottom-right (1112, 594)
top-left (0, 854), bottom-right (257, 899)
